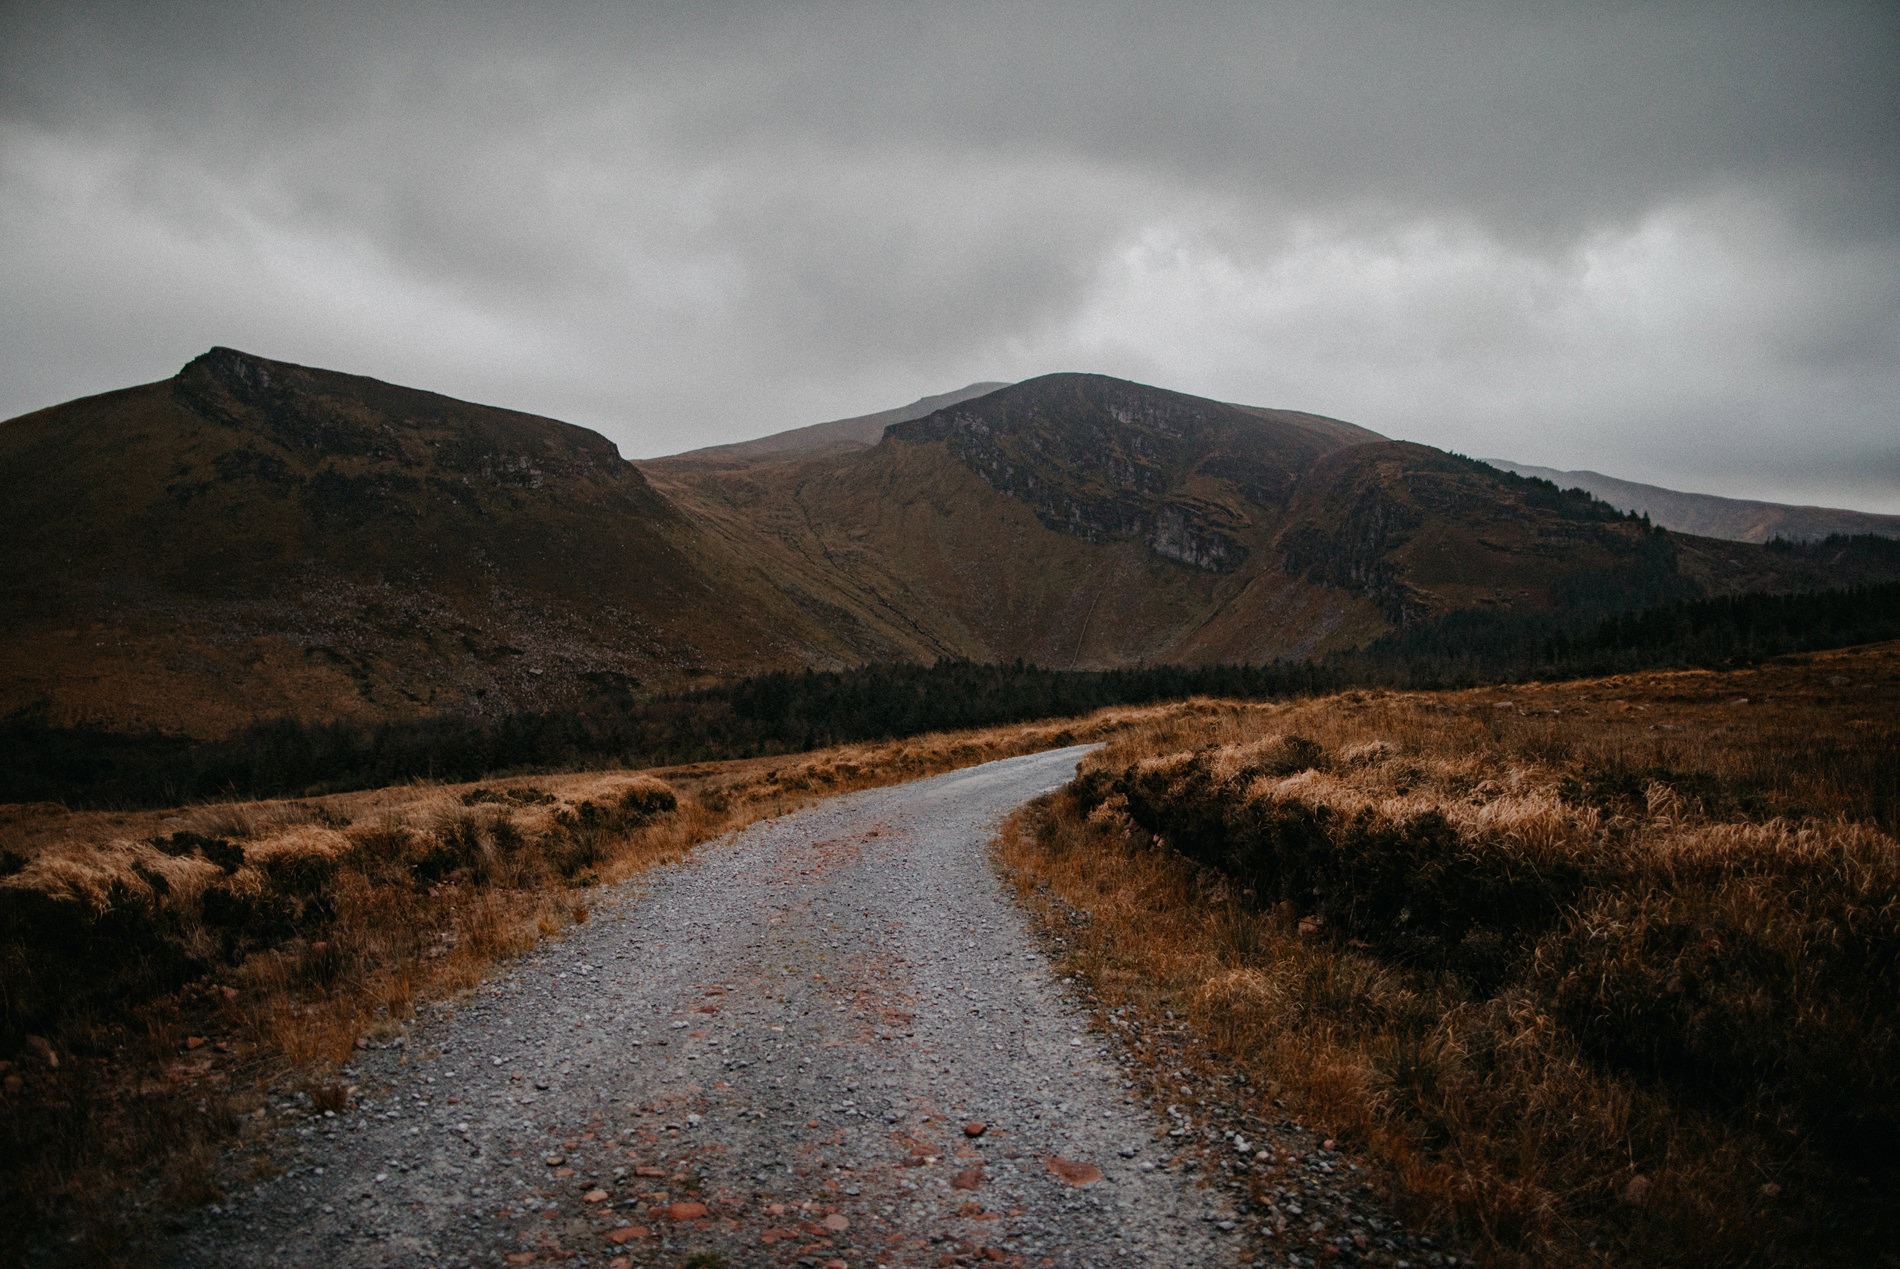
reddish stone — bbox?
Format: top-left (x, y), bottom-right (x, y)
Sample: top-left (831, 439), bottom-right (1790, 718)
top-left (963, 1121), bottom-right (987, 1137)
top-left (664, 1201), bottom-right (709, 1221)
top-left (606, 1226), bottom-right (650, 1244)
top-left (633, 1165), bottom-right (665, 1177)
top-left (952, 1167), bottom-right (985, 1191)
top-left (582, 1189), bottom-right (608, 1203)
top-left (185, 1036), bottom-right (206, 1051)
top-left (1043, 1156), bottom-right (1102, 1185)
top-left (822, 1212), bottom-right (850, 1232)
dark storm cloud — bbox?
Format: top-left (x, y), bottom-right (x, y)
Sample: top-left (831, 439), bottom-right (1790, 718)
top-left (3, 1), bottom-right (1897, 508)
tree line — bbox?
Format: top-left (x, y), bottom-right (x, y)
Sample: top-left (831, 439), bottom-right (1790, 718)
top-left (5, 576), bottom-right (1898, 810)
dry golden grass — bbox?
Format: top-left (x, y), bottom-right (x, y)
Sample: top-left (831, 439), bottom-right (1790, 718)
top-left (998, 642), bottom-right (1900, 1268)
top-left (0, 704), bottom-right (1184, 1265)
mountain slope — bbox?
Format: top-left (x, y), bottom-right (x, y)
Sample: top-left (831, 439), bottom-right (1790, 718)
top-left (1486, 460), bottom-right (1900, 543)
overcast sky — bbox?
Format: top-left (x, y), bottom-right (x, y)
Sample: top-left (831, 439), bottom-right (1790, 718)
top-left (3, 2), bottom-right (1897, 510)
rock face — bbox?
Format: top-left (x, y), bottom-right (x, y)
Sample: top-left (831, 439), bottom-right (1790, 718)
top-left (165, 347), bottom-right (661, 538)
top-left (172, 346), bottom-right (639, 498)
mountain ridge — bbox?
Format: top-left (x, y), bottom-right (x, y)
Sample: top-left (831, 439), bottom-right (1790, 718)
top-left (1486, 459), bottom-right (1900, 544)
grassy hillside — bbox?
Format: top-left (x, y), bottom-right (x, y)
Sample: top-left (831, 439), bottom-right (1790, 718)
top-left (647, 373), bottom-right (1406, 669)
top-left (654, 379), bottom-right (1010, 466)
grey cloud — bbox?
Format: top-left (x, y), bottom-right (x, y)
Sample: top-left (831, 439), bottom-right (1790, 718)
top-left (2, 1), bottom-right (1897, 505)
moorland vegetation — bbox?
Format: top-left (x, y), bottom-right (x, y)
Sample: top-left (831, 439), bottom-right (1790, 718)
top-left (4, 635), bottom-right (1896, 1265)
top-left (1000, 641), bottom-right (1900, 1267)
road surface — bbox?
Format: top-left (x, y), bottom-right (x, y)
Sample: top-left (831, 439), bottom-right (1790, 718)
top-left (165, 745), bottom-right (1264, 1267)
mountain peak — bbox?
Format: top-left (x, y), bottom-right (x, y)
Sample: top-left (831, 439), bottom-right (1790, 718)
top-left (886, 372), bottom-right (1377, 572)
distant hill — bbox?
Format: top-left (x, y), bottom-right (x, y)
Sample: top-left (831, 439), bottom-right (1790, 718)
top-left (1487, 460), bottom-right (1900, 543)
top-left (7, 351), bottom-right (1898, 739)
top-left (657, 381), bottom-right (1011, 468)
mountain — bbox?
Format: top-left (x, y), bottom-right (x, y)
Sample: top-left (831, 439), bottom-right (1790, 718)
top-left (646, 372), bottom-right (1895, 671)
top-left (644, 374), bottom-right (1397, 669)
top-left (1486, 460), bottom-right (1900, 544)
top-left (6, 352), bottom-right (1898, 739)
top-left (0, 348), bottom-right (933, 737)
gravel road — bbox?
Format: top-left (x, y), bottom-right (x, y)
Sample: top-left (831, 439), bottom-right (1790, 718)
top-left (160, 746), bottom-right (1285, 1267)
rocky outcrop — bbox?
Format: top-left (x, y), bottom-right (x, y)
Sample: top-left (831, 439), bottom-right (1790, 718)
top-left (886, 373), bottom-right (1362, 573)
top-left (173, 346), bottom-right (639, 490)
top-left (1278, 483), bottom-right (1424, 625)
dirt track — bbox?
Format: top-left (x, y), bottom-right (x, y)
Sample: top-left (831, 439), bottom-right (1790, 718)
top-left (158, 747), bottom-right (1293, 1266)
